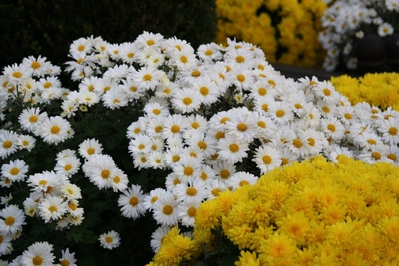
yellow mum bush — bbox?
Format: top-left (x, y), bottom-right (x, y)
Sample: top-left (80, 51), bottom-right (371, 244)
top-left (153, 155), bottom-right (399, 265)
top-left (215, 0), bottom-right (327, 67)
top-left (331, 73), bottom-right (399, 112)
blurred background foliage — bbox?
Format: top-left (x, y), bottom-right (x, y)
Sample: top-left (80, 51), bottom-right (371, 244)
top-left (0, 0), bottom-right (217, 72)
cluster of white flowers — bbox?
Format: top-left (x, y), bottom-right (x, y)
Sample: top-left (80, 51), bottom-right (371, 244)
top-left (319, 0), bottom-right (399, 71)
top-left (1, 31), bottom-right (399, 260)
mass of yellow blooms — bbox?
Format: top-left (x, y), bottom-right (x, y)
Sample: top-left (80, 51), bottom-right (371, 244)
top-left (149, 155), bottom-right (399, 265)
top-left (331, 73), bottom-right (399, 112)
top-left (215, 0), bottom-right (327, 68)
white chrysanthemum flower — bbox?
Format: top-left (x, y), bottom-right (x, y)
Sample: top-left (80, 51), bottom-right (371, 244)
top-left (135, 31), bottom-right (164, 49)
top-left (150, 226), bottom-right (171, 253)
top-left (128, 134), bottom-right (152, 155)
top-left (172, 156), bottom-right (202, 181)
top-left (132, 66), bottom-right (161, 90)
top-left (82, 154), bottom-right (117, 189)
top-left (213, 160), bottom-right (236, 182)
top-left (169, 46), bottom-right (198, 71)
top-left (118, 184), bottom-right (146, 219)
top-left (0, 130), bottom-right (19, 159)
top-left (27, 170), bottom-right (64, 195)
top-left (38, 116), bottom-right (72, 145)
top-left (377, 117), bottom-right (399, 145)
top-left (66, 199), bottom-right (84, 218)
top-left (109, 168), bottom-right (129, 192)
top-left (205, 178), bottom-right (228, 199)
top-left (1, 159), bottom-right (28, 182)
top-left (197, 42), bottom-right (223, 62)
top-left (60, 182), bottom-right (82, 200)
top-left (224, 107), bottom-right (258, 142)
top-left (102, 87), bottom-right (129, 109)
top-left (378, 22), bottom-right (394, 37)
top-left (319, 116), bottom-right (345, 141)
top-left (226, 171), bottom-right (258, 191)
top-left (162, 114), bottom-right (189, 139)
top-left (3, 63), bottom-right (32, 83)
top-left (0, 231), bottom-right (12, 255)
top-left (38, 195), bottom-right (68, 223)
top-left (171, 87), bottom-right (201, 114)
top-left (23, 197), bottom-right (38, 217)
top-left (217, 133), bottom-right (249, 164)
top-left (99, 230), bottom-right (121, 250)
top-left (253, 145), bottom-right (282, 174)
top-left (21, 241), bottom-right (55, 266)
top-left (177, 197), bottom-right (201, 227)
top-left (78, 138), bottom-right (103, 159)
top-left (174, 177), bottom-right (207, 202)
top-left (0, 204), bottom-right (26, 235)
top-left (54, 155), bottom-right (81, 178)
top-left (152, 192), bottom-right (179, 226)
top-left (21, 55), bottom-right (51, 77)
top-left (268, 101), bottom-right (295, 125)
top-left (59, 248), bottom-right (77, 266)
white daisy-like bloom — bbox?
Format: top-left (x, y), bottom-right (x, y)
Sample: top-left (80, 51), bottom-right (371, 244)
top-left (336, 105), bottom-right (357, 125)
top-left (128, 134), bottom-right (152, 155)
top-left (164, 147), bottom-right (183, 167)
top-left (21, 241), bottom-right (55, 266)
top-left (177, 197), bottom-right (202, 227)
top-left (187, 133), bottom-right (217, 159)
top-left (386, 145), bottom-right (399, 164)
top-left (109, 168), bottom-right (129, 192)
top-left (82, 154), bottom-right (117, 189)
top-left (132, 66), bottom-right (161, 90)
top-left (118, 184), bottom-right (146, 219)
top-left (230, 65), bottom-right (255, 91)
top-left (135, 31), bottom-right (164, 49)
top-left (143, 101), bottom-right (170, 119)
top-left (319, 116), bottom-right (346, 142)
top-left (54, 155), bottom-right (81, 178)
top-left (126, 117), bottom-right (148, 139)
top-left (0, 130), bottom-right (19, 159)
top-left (208, 110), bottom-right (234, 130)
top-left (0, 231), bottom-right (12, 255)
top-left (155, 82), bottom-right (176, 98)
top-left (197, 42), bottom-right (223, 62)
top-left (378, 22), bottom-right (394, 37)
top-left (150, 226), bottom-right (171, 253)
top-left (21, 55), bottom-right (51, 77)
top-left (2, 63), bottom-right (32, 83)
top-left (186, 114), bottom-right (209, 132)
top-left (213, 160), bottom-right (236, 182)
top-left (102, 86), bottom-right (129, 109)
top-left (253, 144), bottom-right (282, 174)
top-left (170, 45), bottom-right (198, 71)
top-left (377, 117), bottom-right (399, 145)
top-left (253, 94), bottom-right (275, 116)
top-left (0, 176), bottom-right (12, 188)
top-left (191, 76), bottom-right (220, 106)
top-left (217, 133), bottom-right (249, 164)
top-left (37, 76), bottom-right (62, 92)
top-left (152, 192), bottom-right (179, 226)
top-left (103, 64), bottom-right (130, 82)
top-left (147, 151), bottom-right (166, 170)
top-left (77, 90), bottom-right (100, 107)
top-left (60, 183), bottom-right (82, 200)
top-left (59, 248), bottom-right (77, 266)
top-left (268, 101), bottom-right (295, 125)
top-left (0, 204), bottom-right (26, 235)
top-left (224, 46), bottom-right (255, 66)
top-left (37, 116), bottom-right (72, 145)
top-left (284, 130), bottom-right (312, 158)
top-left (23, 197), bottom-right (38, 217)
top-left (38, 195), bottom-right (68, 223)
top-left (171, 87), bottom-right (201, 114)
top-left (162, 114), bottom-right (189, 139)
top-left (78, 138), bottom-right (103, 159)
top-left (249, 79), bottom-right (277, 100)
top-left (355, 131), bottom-right (384, 150)
top-left (205, 178), bottom-right (228, 199)
top-left (224, 107), bottom-right (258, 142)
top-left (133, 152), bottom-right (150, 170)
top-left (69, 37), bottom-right (92, 55)
top-left (118, 42), bottom-right (139, 64)
top-left (61, 100), bottom-right (78, 118)
top-left (226, 171), bottom-right (258, 191)
top-left (78, 76), bottom-right (99, 93)
top-left (145, 116), bottom-right (165, 137)
top-left (99, 230), bottom-right (121, 250)
top-left (1, 159), bottom-right (28, 182)
top-left (66, 199), bottom-right (84, 218)
top-left (143, 188), bottom-right (168, 211)
top-left (174, 177), bottom-right (207, 202)
top-left (19, 77), bottom-right (37, 97)
top-left (386, 0), bottom-right (399, 11)
top-left (325, 144), bottom-right (354, 162)
top-left (172, 155), bottom-right (202, 181)
top-left (312, 81), bottom-right (341, 105)
top-left (357, 144), bottom-right (391, 164)
top-left (94, 77), bottom-right (119, 96)
top-left (301, 128), bottom-right (328, 157)
top-left (27, 170), bottom-right (63, 195)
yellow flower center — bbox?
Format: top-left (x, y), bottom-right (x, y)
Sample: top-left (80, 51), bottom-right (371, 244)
top-left (43, 82), bottom-right (52, 89)
top-left (151, 196), bottom-right (159, 204)
top-left (163, 205), bottom-right (173, 215)
top-left (198, 141), bottom-right (207, 150)
top-left (191, 70), bottom-right (201, 77)
top-left (10, 167), bottom-right (20, 175)
top-left (186, 187), bottom-right (197, 196)
top-left (236, 55), bottom-right (245, 63)
top-left (130, 196), bottom-right (139, 206)
top-left (87, 148), bottom-right (95, 155)
top-left (237, 123), bottom-right (247, 132)
top-left (183, 97), bottom-right (192, 105)
top-left (60, 259), bottom-right (70, 266)
top-left (389, 127), bottom-right (398, 136)
top-left (262, 104), bottom-right (269, 112)
top-left (257, 121), bottom-right (266, 128)
top-left (293, 139), bottom-right (302, 148)
top-left (69, 202), bottom-right (77, 211)
top-left (171, 125), bottom-right (180, 133)
top-left (12, 71), bottom-right (23, 78)
top-left (32, 256), bottom-right (43, 265)
top-left (268, 80), bottom-right (276, 87)
top-left (388, 153), bottom-right (397, 161)
top-left (64, 164), bottom-right (72, 171)
top-left (295, 103), bottom-right (302, 109)
top-left (327, 124), bottom-right (336, 132)
top-left (113, 175), bottom-right (121, 184)
top-left (237, 74), bottom-right (245, 82)
top-left (372, 152), bottom-right (381, 160)
top-left (220, 169), bottom-right (230, 179)
top-left (101, 170), bottom-right (110, 179)
top-left (229, 144), bottom-right (239, 153)
top-left (180, 55), bottom-right (188, 63)
top-left (172, 155), bottom-right (180, 163)
top-left (39, 180), bottom-right (48, 186)
top-left (276, 110), bottom-right (285, 117)
top-left (205, 49), bottom-right (213, 56)
top-left (187, 207), bottom-right (196, 217)
top-left (51, 125), bottom-right (60, 134)
top-left (3, 140), bottom-right (12, 149)
top-left (367, 139), bottom-right (377, 145)
top-left (4, 216), bottom-right (15, 226)
top-left (323, 88), bottom-right (331, 96)
top-left (184, 166), bottom-right (194, 176)
top-left (262, 155), bottom-right (272, 164)
top-left (127, 52), bottom-right (134, 59)
top-left (322, 106), bottom-right (330, 113)
top-left (31, 61), bottom-right (41, 69)
top-left (212, 188), bottom-right (221, 197)
top-left (239, 180), bottom-right (249, 186)
top-left (344, 113), bottom-right (352, 120)
top-left (143, 74), bottom-right (152, 81)
top-left (200, 86), bottom-right (209, 96)
top-left (258, 87), bottom-right (267, 96)
top-left (49, 205), bottom-right (57, 212)
top-left (105, 236), bottom-right (113, 243)
top-left (173, 178), bottom-right (181, 185)
top-left (147, 39), bottom-right (155, 46)
top-left (215, 131), bottom-right (225, 140)
top-left (308, 138), bottom-right (315, 147)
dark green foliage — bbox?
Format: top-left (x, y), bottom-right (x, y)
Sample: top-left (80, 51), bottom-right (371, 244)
top-left (0, 0), bottom-right (217, 71)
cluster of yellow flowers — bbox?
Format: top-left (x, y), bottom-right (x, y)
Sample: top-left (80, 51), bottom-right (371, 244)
top-left (215, 0), bottom-right (327, 67)
top-left (150, 155), bottom-right (399, 265)
top-left (331, 73), bottom-right (399, 112)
